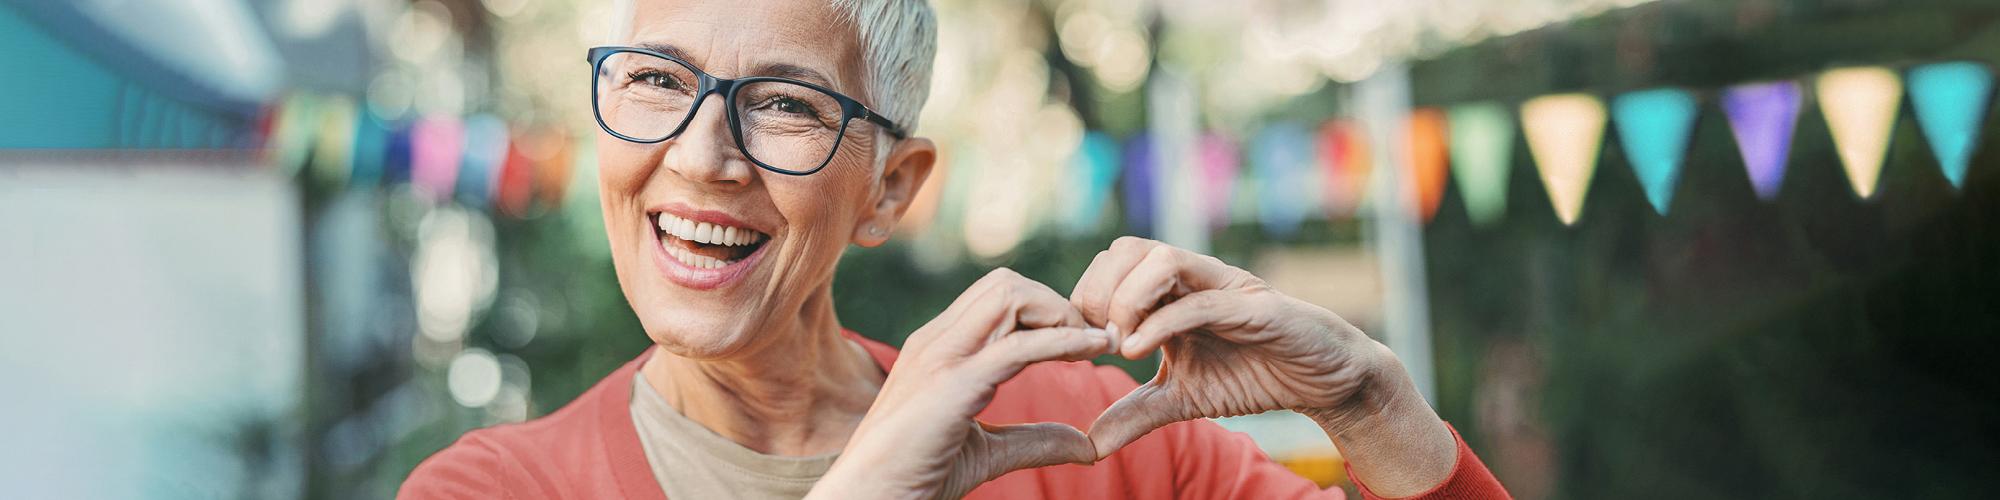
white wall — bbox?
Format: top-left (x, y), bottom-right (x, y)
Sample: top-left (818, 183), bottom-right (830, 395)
top-left (0, 154), bottom-right (304, 499)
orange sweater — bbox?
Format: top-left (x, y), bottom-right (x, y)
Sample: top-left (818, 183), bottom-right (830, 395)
top-left (400, 332), bottom-right (1509, 499)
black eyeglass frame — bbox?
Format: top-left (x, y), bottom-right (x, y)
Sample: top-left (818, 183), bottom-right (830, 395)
top-left (587, 46), bottom-right (908, 176)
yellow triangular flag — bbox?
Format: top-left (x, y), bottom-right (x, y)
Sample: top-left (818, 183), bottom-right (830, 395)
top-left (1521, 94), bottom-right (1607, 225)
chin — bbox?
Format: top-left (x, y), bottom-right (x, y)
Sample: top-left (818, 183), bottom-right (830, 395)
top-left (636, 304), bottom-right (764, 359)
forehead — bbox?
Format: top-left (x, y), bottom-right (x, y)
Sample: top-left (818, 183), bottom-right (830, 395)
top-left (625, 0), bottom-right (865, 91)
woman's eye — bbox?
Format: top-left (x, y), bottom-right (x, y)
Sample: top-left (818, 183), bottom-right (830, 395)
top-left (634, 71), bottom-right (680, 90)
top-left (772, 97), bottom-right (812, 116)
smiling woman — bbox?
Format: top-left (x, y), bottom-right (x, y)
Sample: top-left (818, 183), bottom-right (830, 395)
top-left (397, 1), bottom-right (1509, 499)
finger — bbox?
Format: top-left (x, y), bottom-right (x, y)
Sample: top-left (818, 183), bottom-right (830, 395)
top-left (1009, 275), bottom-right (1090, 332)
top-left (944, 269), bottom-right (1086, 350)
top-left (1086, 382), bottom-right (1185, 459)
top-left (1070, 237), bottom-right (1158, 329)
top-left (979, 421), bottom-right (1095, 472)
top-left (1119, 289), bottom-right (1261, 359)
top-left (969, 327), bottom-right (1115, 385)
top-left (905, 272), bottom-right (1009, 353)
top-left (1103, 244), bottom-right (1184, 341)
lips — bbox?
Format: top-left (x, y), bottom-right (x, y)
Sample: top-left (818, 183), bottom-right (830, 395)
top-left (648, 208), bottom-right (773, 290)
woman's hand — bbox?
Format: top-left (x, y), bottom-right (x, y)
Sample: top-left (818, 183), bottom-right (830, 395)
top-left (1072, 237), bottom-right (1458, 497)
top-left (809, 269), bottom-right (1114, 500)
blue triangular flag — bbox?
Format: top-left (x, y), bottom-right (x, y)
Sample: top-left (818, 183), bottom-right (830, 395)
top-left (1612, 88), bottom-right (1698, 214)
top-left (1908, 61), bottom-right (1995, 189)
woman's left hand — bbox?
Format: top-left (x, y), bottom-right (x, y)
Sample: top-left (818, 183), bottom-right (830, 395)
top-left (1072, 237), bottom-right (1458, 496)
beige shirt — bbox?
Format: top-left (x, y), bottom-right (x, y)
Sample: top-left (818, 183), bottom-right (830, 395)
top-left (629, 373), bottom-right (839, 500)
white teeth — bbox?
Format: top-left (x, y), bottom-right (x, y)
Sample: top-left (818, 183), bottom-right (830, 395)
top-left (654, 213), bottom-right (768, 248)
top-left (659, 239), bottom-right (729, 269)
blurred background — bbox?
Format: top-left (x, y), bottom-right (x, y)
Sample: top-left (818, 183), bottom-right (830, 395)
top-left (4, 0), bottom-right (1999, 498)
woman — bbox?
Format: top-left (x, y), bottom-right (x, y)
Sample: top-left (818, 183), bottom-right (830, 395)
top-left (402, 0), bottom-right (1509, 498)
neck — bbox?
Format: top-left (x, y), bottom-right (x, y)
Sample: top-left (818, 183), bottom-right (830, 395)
top-left (639, 285), bottom-right (885, 456)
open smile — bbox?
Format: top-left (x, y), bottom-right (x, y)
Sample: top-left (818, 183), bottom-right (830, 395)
top-left (649, 208), bottom-right (773, 290)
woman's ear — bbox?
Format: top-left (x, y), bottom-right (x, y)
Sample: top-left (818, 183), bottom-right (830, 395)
top-left (853, 136), bottom-right (936, 247)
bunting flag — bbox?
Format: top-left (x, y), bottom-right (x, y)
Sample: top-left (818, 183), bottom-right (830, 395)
top-left (1196, 133), bottom-right (1241, 229)
top-left (1060, 131), bottom-right (1121, 235)
top-left (495, 140), bottom-right (535, 219)
top-left (1521, 94), bottom-right (1607, 225)
top-left (410, 117), bottom-right (464, 202)
top-left (1447, 102), bottom-right (1515, 226)
top-left (1611, 88), bottom-right (1699, 214)
top-left (1407, 108), bottom-right (1450, 222)
top-left (1249, 123), bottom-right (1318, 237)
top-left (1722, 81), bottom-right (1803, 200)
top-left (351, 110), bottom-right (391, 189)
top-left (567, 134), bottom-right (601, 207)
top-left (384, 124), bottom-right (415, 187)
top-left (1817, 67), bottom-right (1903, 199)
top-left (1121, 133), bottom-right (1159, 235)
top-left (459, 114), bottom-right (511, 208)
top-left (266, 93), bottom-right (321, 176)
top-left (1317, 120), bottom-right (1372, 218)
top-left (1229, 160), bottom-right (1261, 227)
top-left (525, 129), bottom-right (573, 209)
top-left (312, 95), bottom-right (357, 186)
top-left (1907, 61), bottom-right (1994, 189)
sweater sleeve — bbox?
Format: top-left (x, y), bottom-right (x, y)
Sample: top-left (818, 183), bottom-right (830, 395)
top-left (1349, 424), bottom-right (1512, 500)
top-left (398, 432), bottom-right (527, 500)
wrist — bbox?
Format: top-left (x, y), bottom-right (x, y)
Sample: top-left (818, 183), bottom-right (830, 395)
top-left (1301, 340), bottom-right (1414, 437)
top-left (1304, 343), bottom-right (1458, 497)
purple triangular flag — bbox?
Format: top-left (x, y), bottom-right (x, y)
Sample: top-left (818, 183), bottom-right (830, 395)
top-left (1721, 81), bottom-right (1803, 200)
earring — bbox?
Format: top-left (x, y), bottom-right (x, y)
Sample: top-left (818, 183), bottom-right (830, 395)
top-left (870, 225), bottom-right (886, 236)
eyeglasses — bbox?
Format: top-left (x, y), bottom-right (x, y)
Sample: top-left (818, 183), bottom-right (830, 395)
top-left (587, 46), bottom-right (907, 176)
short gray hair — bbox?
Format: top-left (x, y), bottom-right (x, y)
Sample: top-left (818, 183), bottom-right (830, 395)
top-left (608, 0), bottom-right (937, 133)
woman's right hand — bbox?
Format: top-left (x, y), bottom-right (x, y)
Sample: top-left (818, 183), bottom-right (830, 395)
top-left (807, 268), bottom-right (1115, 500)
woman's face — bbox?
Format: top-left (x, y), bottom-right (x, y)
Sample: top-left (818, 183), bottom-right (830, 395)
top-left (598, 0), bottom-right (931, 358)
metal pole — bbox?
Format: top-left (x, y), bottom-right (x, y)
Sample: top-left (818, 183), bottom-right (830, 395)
top-left (1355, 62), bottom-right (1437, 403)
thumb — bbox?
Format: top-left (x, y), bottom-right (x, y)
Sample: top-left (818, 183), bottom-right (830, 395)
top-left (979, 421), bottom-right (1096, 473)
top-left (1086, 383), bottom-right (1183, 460)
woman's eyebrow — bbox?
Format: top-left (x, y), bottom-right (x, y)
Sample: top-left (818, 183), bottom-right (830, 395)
top-left (751, 62), bottom-right (834, 88)
top-left (630, 41), bottom-right (835, 87)
top-left (635, 42), bottom-right (697, 64)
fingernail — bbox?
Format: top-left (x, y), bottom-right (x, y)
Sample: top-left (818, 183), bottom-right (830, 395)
top-left (1084, 327), bottom-right (1109, 344)
top-left (1121, 332), bottom-right (1144, 353)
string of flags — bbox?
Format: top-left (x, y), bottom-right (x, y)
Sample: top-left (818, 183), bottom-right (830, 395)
top-left (261, 59), bottom-right (1994, 240)
top-left (259, 92), bottom-right (583, 220)
top-left (1084, 60), bottom-right (1994, 234)
top-left (1469, 60), bottom-right (1987, 224)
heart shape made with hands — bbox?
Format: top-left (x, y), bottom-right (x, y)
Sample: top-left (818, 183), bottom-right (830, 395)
top-left (1061, 238), bottom-right (1377, 461)
top-left (883, 238), bottom-right (1376, 492)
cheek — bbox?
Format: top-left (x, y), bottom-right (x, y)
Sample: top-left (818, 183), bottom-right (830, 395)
top-left (769, 168), bottom-right (872, 239)
top-left (595, 136), bottom-right (655, 200)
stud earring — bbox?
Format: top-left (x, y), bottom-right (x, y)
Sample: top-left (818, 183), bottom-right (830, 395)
top-left (870, 225), bottom-right (886, 236)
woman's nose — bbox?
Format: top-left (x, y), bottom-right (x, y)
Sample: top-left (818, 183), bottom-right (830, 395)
top-left (659, 94), bottom-right (755, 186)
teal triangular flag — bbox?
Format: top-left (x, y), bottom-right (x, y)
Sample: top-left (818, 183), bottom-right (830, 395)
top-left (1611, 88), bottom-right (1698, 214)
top-left (1908, 61), bottom-right (1995, 189)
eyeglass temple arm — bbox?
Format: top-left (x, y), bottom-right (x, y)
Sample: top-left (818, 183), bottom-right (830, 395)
top-left (859, 109), bottom-right (908, 139)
